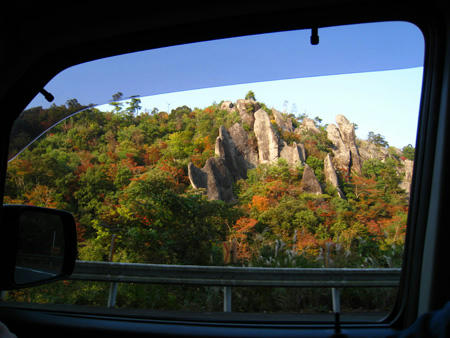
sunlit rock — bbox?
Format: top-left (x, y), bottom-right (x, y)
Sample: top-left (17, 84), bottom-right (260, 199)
top-left (188, 158), bottom-right (235, 202)
top-left (254, 109), bottom-right (280, 164)
top-left (272, 108), bottom-right (293, 132)
top-left (358, 140), bottom-right (389, 162)
top-left (399, 159), bottom-right (414, 195)
top-left (228, 122), bottom-right (259, 168)
top-left (188, 162), bottom-right (207, 190)
top-left (301, 164), bottom-right (323, 195)
top-left (326, 115), bottom-right (362, 175)
top-left (215, 126), bottom-right (247, 181)
top-left (336, 115), bottom-right (362, 174)
top-left (236, 99), bottom-right (260, 129)
top-left (327, 123), bottom-right (351, 175)
top-left (295, 117), bottom-right (320, 134)
top-left (324, 154), bottom-right (345, 198)
top-left (220, 101), bottom-right (236, 113)
top-left (280, 141), bottom-right (305, 166)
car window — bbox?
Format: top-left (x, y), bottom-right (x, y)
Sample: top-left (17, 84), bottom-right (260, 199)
top-left (2, 21), bottom-right (424, 321)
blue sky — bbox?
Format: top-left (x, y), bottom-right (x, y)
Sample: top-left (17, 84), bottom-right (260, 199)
top-left (109, 67), bottom-right (422, 149)
top-left (26, 21), bottom-right (425, 149)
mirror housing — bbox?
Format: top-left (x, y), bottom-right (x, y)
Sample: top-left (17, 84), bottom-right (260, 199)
top-left (0, 205), bottom-right (77, 290)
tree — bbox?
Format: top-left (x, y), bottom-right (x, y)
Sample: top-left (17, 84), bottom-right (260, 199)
top-left (116, 169), bottom-right (239, 264)
top-left (368, 131), bottom-right (389, 148)
top-left (110, 92), bottom-right (124, 112)
top-left (402, 144), bottom-right (415, 160)
top-left (245, 90), bottom-right (256, 101)
top-left (126, 97), bottom-right (142, 116)
top-left (361, 158), bottom-right (403, 198)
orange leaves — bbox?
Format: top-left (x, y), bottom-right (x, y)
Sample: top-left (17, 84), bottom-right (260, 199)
top-left (251, 195), bottom-right (270, 212)
top-left (12, 159), bottom-right (34, 177)
top-left (233, 217), bottom-right (258, 236)
top-left (295, 230), bottom-right (319, 256)
top-left (281, 130), bottom-right (301, 145)
top-left (190, 136), bottom-right (214, 167)
top-left (222, 240), bottom-right (238, 264)
top-left (106, 162), bottom-right (118, 180)
top-left (75, 220), bottom-right (86, 243)
top-left (265, 179), bottom-right (290, 201)
top-left (75, 151), bottom-right (94, 176)
top-left (303, 138), bottom-right (322, 159)
top-left (190, 154), bottom-right (204, 168)
top-left (3, 196), bottom-right (24, 204)
top-left (204, 106), bottom-right (215, 115)
top-left (24, 184), bottom-right (57, 208)
top-left (196, 136), bottom-right (212, 153)
top-left (349, 174), bottom-right (408, 243)
top-left (366, 220), bottom-right (383, 237)
top-left (144, 144), bottom-right (161, 166)
top-left (122, 154), bottom-right (146, 175)
top-left (157, 159), bottom-right (189, 189)
top-left (158, 112), bottom-right (169, 121)
top-left (351, 175), bottom-right (380, 200)
top-left (226, 217), bottom-right (258, 262)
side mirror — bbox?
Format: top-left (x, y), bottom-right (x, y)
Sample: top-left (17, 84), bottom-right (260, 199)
top-left (0, 205), bottom-right (77, 290)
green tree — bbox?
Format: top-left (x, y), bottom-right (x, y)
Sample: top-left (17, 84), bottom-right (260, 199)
top-left (368, 131), bottom-right (389, 148)
top-left (245, 90), bottom-right (256, 101)
top-left (402, 144), bottom-right (415, 160)
top-left (116, 169), bottom-right (239, 264)
top-left (125, 97), bottom-right (142, 116)
top-left (110, 92), bottom-right (124, 113)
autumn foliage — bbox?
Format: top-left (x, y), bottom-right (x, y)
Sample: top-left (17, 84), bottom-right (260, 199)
top-left (5, 99), bottom-right (410, 270)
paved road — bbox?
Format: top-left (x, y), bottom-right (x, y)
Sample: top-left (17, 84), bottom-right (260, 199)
top-left (14, 266), bottom-right (56, 284)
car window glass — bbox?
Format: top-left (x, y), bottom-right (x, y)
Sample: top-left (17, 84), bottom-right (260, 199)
top-left (3, 21), bottom-right (424, 321)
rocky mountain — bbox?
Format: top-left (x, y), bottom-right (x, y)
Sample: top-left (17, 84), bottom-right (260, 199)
top-left (188, 98), bottom-right (414, 202)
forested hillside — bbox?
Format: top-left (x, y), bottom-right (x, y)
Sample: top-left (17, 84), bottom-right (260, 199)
top-left (5, 93), bottom-right (415, 269)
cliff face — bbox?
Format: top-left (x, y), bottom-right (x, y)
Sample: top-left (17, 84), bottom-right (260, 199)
top-left (188, 99), bottom-right (413, 202)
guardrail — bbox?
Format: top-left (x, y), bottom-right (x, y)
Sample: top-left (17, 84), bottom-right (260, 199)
top-left (70, 261), bottom-right (401, 312)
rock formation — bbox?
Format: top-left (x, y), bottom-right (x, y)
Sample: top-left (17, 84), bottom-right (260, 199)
top-left (280, 141), bottom-right (306, 167)
top-left (253, 109), bottom-right (280, 164)
top-left (399, 159), bottom-right (414, 194)
top-left (327, 115), bottom-right (362, 175)
top-left (189, 98), bottom-right (412, 202)
top-left (295, 117), bottom-right (320, 134)
top-left (215, 126), bottom-right (247, 181)
top-left (235, 99), bottom-right (259, 129)
top-left (326, 123), bottom-right (351, 175)
top-left (301, 164), bottom-right (323, 195)
top-left (272, 108), bottom-right (293, 132)
top-left (189, 125), bottom-right (251, 202)
top-left (188, 158), bottom-right (235, 202)
top-left (358, 140), bottom-right (389, 162)
top-left (228, 123), bottom-right (259, 168)
top-left (336, 115), bottom-right (362, 174)
top-left (324, 154), bottom-right (344, 198)
top-left (220, 101), bottom-right (235, 113)
top-left (188, 162), bottom-right (207, 190)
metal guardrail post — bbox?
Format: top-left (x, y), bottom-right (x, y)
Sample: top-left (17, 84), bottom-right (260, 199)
top-left (107, 282), bottom-right (118, 308)
top-left (331, 287), bottom-right (340, 313)
top-left (223, 286), bottom-right (232, 312)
